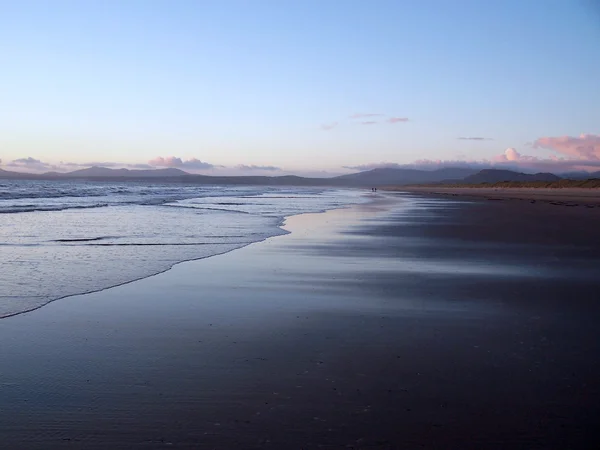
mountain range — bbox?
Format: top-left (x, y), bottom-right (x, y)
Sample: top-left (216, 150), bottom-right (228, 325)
top-left (460, 169), bottom-right (562, 184)
top-left (1, 165), bottom-right (599, 186)
top-left (333, 167), bottom-right (478, 185)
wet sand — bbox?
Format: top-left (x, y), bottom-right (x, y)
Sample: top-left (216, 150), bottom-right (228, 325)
top-left (1, 193), bottom-right (600, 449)
top-left (397, 186), bottom-right (600, 205)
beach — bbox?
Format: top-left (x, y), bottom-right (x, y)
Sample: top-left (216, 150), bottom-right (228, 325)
top-left (1, 192), bottom-right (600, 449)
top-left (397, 186), bottom-right (600, 205)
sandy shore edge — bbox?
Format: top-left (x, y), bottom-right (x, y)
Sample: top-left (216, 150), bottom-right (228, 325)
top-left (390, 186), bottom-right (600, 205)
top-left (2, 192), bottom-right (599, 448)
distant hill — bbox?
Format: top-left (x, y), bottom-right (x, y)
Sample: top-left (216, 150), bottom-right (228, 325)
top-left (0, 166), bottom-right (343, 186)
top-left (0, 168), bottom-right (18, 178)
top-left (0, 168), bottom-right (26, 178)
top-left (0, 168), bottom-right (44, 179)
top-left (461, 169), bottom-right (561, 184)
top-left (0, 166), bottom-right (190, 180)
top-left (0, 165), bottom-right (480, 186)
top-left (333, 167), bottom-right (479, 186)
top-left (1, 165), bottom-right (597, 188)
top-left (57, 166), bottom-right (189, 178)
top-left (179, 174), bottom-right (342, 186)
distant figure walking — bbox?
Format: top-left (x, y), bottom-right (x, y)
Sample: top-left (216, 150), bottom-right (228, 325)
top-left (371, 187), bottom-right (377, 192)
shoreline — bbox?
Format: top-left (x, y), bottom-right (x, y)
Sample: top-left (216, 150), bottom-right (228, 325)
top-left (0, 242), bottom-right (258, 320)
top-left (391, 186), bottom-right (600, 205)
top-left (1, 191), bottom-right (371, 320)
top-left (1, 192), bottom-right (599, 448)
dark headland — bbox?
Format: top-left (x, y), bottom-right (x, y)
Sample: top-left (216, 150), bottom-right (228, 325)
top-left (3, 166), bottom-right (600, 194)
top-left (1, 192), bottom-right (600, 449)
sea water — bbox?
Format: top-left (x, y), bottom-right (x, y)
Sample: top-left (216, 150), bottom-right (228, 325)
top-left (0, 180), bottom-right (363, 317)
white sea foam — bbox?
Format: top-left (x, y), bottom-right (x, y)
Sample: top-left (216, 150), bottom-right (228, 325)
top-left (0, 180), bottom-right (364, 317)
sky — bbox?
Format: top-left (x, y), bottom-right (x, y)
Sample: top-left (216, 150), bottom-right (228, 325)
top-left (1, 0), bottom-right (599, 175)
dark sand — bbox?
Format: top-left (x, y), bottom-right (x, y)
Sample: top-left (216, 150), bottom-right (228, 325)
top-left (397, 186), bottom-right (600, 205)
top-left (1, 194), bottom-right (600, 449)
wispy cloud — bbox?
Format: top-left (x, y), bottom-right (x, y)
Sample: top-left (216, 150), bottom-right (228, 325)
top-left (3, 158), bottom-right (282, 175)
top-left (321, 113), bottom-right (409, 129)
top-left (350, 113), bottom-right (384, 119)
top-left (320, 122), bottom-right (338, 131)
top-left (7, 157), bottom-right (55, 172)
top-left (148, 156), bottom-right (182, 167)
top-left (149, 156), bottom-right (214, 170)
top-left (127, 163), bottom-right (155, 169)
top-left (532, 134), bottom-right (600, 160)
top-left (60, 161), bottom-right (156, 170)
top-left (61, 161), bottom-right (123, 168)
top-left (235, 164), bottom-right (281, 171)
top-left (457, 136), bottom-right (493, 141)
top-left (5, 158), bottom-right (197, 173)
top-left (12, 157), bottom-right (44, 165)
top-left (343, 162), bottom-right (405, 171)
top-left (409, 159), bottom-right (492, 170)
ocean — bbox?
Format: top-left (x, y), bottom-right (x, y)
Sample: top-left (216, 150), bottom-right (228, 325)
top-left (0, 180), bottom-right (364, 318)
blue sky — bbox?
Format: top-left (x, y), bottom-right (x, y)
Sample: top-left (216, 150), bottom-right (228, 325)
top-left (1, 0), bottom-right (599, 174)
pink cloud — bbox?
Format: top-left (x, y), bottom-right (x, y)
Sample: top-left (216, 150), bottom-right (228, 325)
top-left (361, 121), bottom-right (378, 125)
top-left (532, 134), bottom-right (600, 160)
top-left (149, 156), bottom-right (214, 170)
top-left (348, 148), bottom-right (600, 174)
top-left (12, 157), bottom-right (45, 165)
top-left (235, 164), bottom-right (281, 171)
top-left (6, 157), bottom-right (56, 172)
top-left (409, 159), bottom-right (493, 170)
top-left (387, 117), bottom-right (409, 123)
top-left (486, 147), bottom-right (600, 172)
top-left (492, 148), bottom-right (538, 163)
top-left (343, 162), bottom-right (405, 170)
top-left (148, 156), bottom-right (183, 167)
top-left (503, 148), bottom-right (520, 161)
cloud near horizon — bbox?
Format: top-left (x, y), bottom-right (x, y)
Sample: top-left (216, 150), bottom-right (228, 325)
top-left (3, 158), bottom-right (174, 173)
top-left (343, 162), bottom-right (405, 171)
top-left (235, 164), bottom-right (281, 171)
top-left (321, 113), bottom-right (409, 129)
top-left (491, 147), bottom-right (600, 172)
top-left (62, 161), bottom-right (121, 168)
top-left (5, 134), bottom-right (600, 177)
top-left (402, 135), bottom-right (600, 173)
top-left (346, 143), bottom-right (600, 174)
top-left (148, 156), bottom-right (215, 170)
top-left (533, 134), bottom-right (600, 160)
top-left (0, 158), bottom-right (285, 175)
top-left (61, 161), bottom-right (156, 170)
top-left (6, 157), bottom-right (55, 172)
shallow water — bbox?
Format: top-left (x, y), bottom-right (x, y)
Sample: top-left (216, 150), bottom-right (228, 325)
top-left (0, 180), bottom-right (364, 317)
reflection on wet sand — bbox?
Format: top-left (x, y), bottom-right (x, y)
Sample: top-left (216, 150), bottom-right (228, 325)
top-left (1, 193), bottom-right (599, 449)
